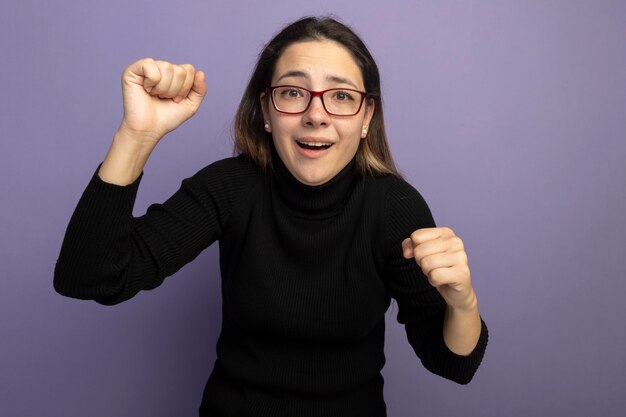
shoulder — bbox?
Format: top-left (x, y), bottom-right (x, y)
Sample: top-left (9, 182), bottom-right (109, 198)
top-left (365, 174), bottom-right (433, 222)
top-left (366, 174), bottom-right (436, 250)
top-left (186, 155), bottom-right (261, 190)
top-left (191, 154), bottom-right (260, 181)
top-left (177, 155), bottom-right (262, 208)
top-left (386, 176), bottom-right (432, 220)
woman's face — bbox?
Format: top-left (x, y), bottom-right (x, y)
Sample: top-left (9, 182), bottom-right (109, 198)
top-left (261, 40), bottom-right (374, 186)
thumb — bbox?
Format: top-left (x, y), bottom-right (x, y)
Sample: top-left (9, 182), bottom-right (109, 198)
top-left (122, 58), bottom-right (160, 93)
top-left (186, 70), bottom-right (207, 107)
top-left (401, 237), bottom-right (414, 259)
top-left (135, 58), bottom-right (160, 93)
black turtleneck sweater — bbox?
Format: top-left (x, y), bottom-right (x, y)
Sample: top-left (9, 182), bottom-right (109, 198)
top-left (54, 154), bottom-right (488, 417)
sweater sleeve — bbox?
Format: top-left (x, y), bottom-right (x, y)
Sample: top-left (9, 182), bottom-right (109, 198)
top-left (382, 177), bottom-right (488, 384)
top-left (54, 157), bottom-right (258, 305)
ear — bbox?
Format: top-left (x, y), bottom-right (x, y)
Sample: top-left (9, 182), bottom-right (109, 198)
top-left (260, 92), bottom-right (274, 132)
top-left (260, 92), bottom-right (272, 132)
top-left (361, 98), bottom-right (375, 138)
top-left (364, 98), bottom-right (375, 125)
top-left (260, 92), bottom-right (270, 123)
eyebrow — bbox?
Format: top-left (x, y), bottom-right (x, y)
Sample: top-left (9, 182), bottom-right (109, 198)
top-left (275, 70), bottom-right (360, 90)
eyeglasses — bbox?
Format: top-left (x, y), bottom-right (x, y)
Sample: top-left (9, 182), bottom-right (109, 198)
top-left (268, 85), bottom-right (371, 116)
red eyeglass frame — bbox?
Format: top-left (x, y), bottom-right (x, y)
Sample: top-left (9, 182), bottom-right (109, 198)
top-left (267, 85), bottom-right (374, 116)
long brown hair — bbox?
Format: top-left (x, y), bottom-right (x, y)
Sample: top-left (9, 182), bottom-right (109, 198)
top-left (233, 16), bottom-right (399, 177)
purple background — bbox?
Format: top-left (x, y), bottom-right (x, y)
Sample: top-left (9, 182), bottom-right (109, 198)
top-left (1, 1), bottom-right (625, 416)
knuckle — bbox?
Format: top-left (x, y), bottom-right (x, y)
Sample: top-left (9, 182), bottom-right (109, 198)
top-left (428, 270), bottom-right (442, 286)
top-left (173, 65), bottom-right (186, 76)
top-left (453, 262), bottom-right (469, 277)
top-left (459, 251), bottom-right (468, 265)
top-left (157, 60), bottom-right (172, 74)
top-left (420, 256), bottom-right (432, 272)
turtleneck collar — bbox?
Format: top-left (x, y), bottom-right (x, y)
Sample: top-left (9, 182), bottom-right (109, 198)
top-left (270, 146), bottom-right (359, 219)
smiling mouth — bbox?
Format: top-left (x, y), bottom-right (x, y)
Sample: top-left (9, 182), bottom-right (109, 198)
top-left (296, 140), bottom-right (333, 150)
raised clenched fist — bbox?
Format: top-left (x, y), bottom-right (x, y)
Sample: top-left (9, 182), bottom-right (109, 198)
top-left (117, 58), bottom-right (207, 145)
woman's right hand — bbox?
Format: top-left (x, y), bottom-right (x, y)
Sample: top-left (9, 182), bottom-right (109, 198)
top-left (117, 58), bottom-right (207, 146)
top-left (97, 59), bottom-right (207, 185)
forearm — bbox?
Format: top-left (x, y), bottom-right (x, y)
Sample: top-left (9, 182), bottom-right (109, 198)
top-left (442, 293), bottom-right (482, 356)
top-left (54, 164), bottom-right (143, 302)
top-left (98, 128), bottom-right (158, 185)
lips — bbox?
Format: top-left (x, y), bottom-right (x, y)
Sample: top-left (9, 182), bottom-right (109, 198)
top-left (295, 139), bottom-right (333, 151)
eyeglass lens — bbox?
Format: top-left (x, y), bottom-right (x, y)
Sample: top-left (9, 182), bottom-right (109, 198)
top-left (272, 86), bottom-right (364, 116)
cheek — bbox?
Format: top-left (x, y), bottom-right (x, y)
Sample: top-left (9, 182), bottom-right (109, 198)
top-left (338, 120), bottom-right (365, 142)
top-left (270, 117), bottom-right (296, 139)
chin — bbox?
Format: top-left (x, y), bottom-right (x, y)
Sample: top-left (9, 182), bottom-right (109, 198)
top-left (297, 175), bottom-right (325, 186)
top-left (295, 170), bottom-right (329, 186)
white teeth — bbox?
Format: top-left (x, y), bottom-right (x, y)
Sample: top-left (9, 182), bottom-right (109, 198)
top-left (298, 141), bottom-right (331, 147)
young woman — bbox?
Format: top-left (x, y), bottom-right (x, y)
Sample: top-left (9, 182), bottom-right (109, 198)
top-left (55, 16), bottom-right (487, 417)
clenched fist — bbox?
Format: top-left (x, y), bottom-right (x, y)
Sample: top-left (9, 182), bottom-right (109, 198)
top-left (118, 58), bottom-right (207, 145)
top-left (402, 227), bottom-right (477, 311)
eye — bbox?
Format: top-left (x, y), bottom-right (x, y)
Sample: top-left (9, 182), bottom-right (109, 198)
top-left (331, 90), bottom-right (355, 101)
top-left (278, 87), bottom-right (305, 99)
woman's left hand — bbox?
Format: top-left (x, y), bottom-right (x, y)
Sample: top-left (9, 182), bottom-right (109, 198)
top-left (402, 227), bottom-right (476, 311)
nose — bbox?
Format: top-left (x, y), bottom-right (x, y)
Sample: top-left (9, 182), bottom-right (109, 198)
top-left (302, 95), bottom-right (330, 127)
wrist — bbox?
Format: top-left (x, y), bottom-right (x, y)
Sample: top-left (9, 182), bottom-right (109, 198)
top-left (443, 292), bottom-right (482, 356)
top-left (115, 122), bottom-right (162, 149)
top-left (447, 289), bottom-right (478, 315)
top-left (98, 130), bottom-right (156, 185)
